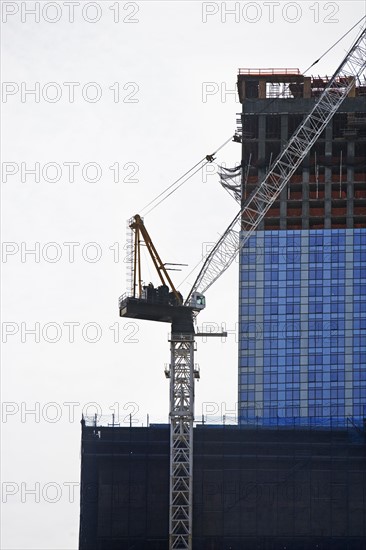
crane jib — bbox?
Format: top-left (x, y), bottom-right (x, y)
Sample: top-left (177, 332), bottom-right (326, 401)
top-left (188, 27), bottom-right (366, 299)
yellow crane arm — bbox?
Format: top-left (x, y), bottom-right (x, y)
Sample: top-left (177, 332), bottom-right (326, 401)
top-left (130, 214), bottom-right (182, 305)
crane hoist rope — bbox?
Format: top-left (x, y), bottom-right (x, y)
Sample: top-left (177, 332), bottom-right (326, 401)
top-left (140, 136), bottom-right (234, 216)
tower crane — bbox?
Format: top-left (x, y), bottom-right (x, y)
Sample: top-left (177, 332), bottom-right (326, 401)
top-left (119, 26), bottom-right (366, 550)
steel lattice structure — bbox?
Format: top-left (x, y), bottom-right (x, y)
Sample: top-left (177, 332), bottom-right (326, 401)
top-left (168, 333), bottom-right (195, 550)
top-left (187, 26), bottom-right (366, 299)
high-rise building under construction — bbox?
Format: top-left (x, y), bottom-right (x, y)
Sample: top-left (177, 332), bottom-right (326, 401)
top-left (79, 65), bottom-right (366, 550)
top-left (237, 70), bottom-right (366, 426)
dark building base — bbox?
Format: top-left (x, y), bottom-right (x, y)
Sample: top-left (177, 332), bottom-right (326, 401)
top-left (79, 423), bottom-right (366, 550)
top-left (93, 537), bottom-right (366, 550)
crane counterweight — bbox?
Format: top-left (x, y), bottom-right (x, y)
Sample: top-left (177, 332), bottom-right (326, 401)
top-left (120, 293), bottom-right (194, 328)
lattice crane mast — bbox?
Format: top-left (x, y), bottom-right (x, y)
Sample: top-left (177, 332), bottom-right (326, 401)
top-left (119, 25), bottom-right (366, 550)
top-left (119, 215), bottom-right (206, 550)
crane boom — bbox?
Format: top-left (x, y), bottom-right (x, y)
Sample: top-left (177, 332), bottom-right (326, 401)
top-left (186, 26), bottom-right (366, 301)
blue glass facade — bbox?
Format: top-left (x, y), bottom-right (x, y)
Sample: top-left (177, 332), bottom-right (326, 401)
top-left (239, 228), bottom-right (366, 427)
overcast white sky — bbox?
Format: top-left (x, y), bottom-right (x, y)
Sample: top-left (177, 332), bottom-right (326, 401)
top-left (1, 1), bottom-right (365, 548)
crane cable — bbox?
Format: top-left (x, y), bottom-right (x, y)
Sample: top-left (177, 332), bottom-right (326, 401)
top-left (140, 157), bottom-right (205, 214)
top-left (142, 161), bottom-right (209, 216)
top-left (302, 15), bottom-right (366, 74)
top-left (140, 135), bottom-right (235, 216)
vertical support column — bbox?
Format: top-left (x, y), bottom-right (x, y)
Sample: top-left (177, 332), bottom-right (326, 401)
top-left (300, 232), bottom-right (309, 420)
top-left (301, 117), bottom-right (310, 230)
top-left (344, 231), bottom-right (354, 418)
top-left (258, 114), bottom-right (266, 230)
top-left (169, 332), bottom-right (195, 550)
top-left (280, 114), bottom-right (288, 229)
top-left (347, 141), bottom-right (355, 228)
top-left (258, 80), bottom-right (266, 99)
top-left (126, 217), bottom-right (135, 295)
top-left (324, 120), bottom-right (333, 228)
top-left (303, 77), bottom-right (311, 98)
top-left (302, 161), bottom-right (310, 230)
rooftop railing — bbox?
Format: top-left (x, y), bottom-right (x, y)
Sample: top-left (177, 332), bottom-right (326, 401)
top-left (238, 68), bottom-right (301, 75)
